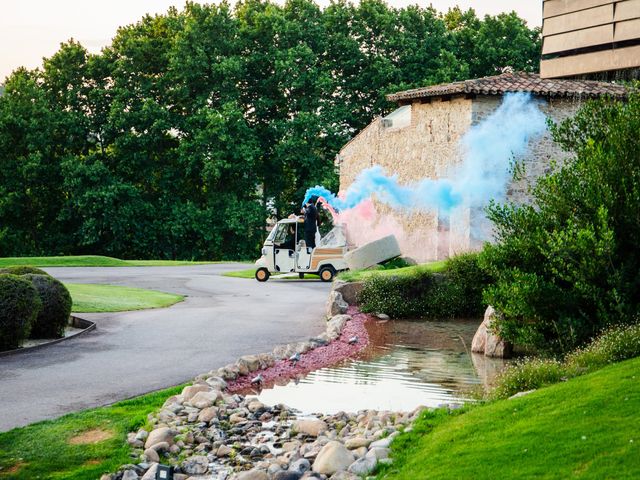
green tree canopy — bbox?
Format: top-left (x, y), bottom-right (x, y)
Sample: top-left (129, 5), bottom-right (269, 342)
top-left (0, 1), bottom-right (540, 260)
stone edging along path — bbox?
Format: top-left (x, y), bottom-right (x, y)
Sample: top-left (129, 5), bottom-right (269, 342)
top-left (0, 316), bottom-right (96, 358)
top-left (105, 281), bottom-right (425, 480)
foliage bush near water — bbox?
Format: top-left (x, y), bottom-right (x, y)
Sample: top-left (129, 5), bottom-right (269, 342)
top-left (490, 322), bottom-right (640, 399)
top-left (480, 90), bottom-right (640, 355)
top-left (358, 252), bottom-right (490, 318)
top-left (0, 274), bottom-right (42, 351)
top-left (23, 274), bottom-right (72, 339)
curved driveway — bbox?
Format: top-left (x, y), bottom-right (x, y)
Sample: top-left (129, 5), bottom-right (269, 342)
top-left (0, 264), bottom-right (330, 432)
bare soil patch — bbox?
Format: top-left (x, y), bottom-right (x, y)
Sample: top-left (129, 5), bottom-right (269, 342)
top-left (68, 428), bottom-right (114, 445)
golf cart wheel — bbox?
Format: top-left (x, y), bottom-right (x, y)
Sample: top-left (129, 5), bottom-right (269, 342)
top-left (298, 273), bottom-right (305, 279)
top-left (255, 268), bottom-right (270, 282)
top-left (319, 266), bottom-right (335, 282)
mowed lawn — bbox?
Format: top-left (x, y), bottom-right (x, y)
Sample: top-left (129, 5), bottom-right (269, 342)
top-left (0, 385), bottom-right (185, 480)
top-left (67, 284), bottom-right (184, 313)
top-left (0, 255), bottom-right (215, 268)
top-left (378, 356), bottom-right (640, 480)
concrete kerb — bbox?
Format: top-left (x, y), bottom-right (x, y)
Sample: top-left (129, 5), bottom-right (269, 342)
top-left (0, 316), bottom-right (96, 358)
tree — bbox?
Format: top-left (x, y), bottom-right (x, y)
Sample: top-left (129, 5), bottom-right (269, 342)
top-left (480, 90), bottom-right (640, 355)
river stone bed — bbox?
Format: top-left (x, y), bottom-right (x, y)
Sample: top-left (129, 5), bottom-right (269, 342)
top-left (103, 291), bottom-right (431, 480)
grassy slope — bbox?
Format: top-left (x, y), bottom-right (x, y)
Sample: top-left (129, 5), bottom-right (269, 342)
top-left (338, 260), bottom-right (447, 282)
top-left (379, 357), bottom-right (640, 480)
top-left (0, 385), bottom-right (185, 480)
top-left (0, 255), bottom-right (215, 267)
top-left (67, 284), bottom-right (184, 313)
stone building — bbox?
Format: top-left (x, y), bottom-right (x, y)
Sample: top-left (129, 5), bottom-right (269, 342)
top-left (337, 72), bottom-right (626, 262)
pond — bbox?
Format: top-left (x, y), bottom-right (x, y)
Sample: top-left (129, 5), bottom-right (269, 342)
top-left (256, 318), bottom-right (509, 414)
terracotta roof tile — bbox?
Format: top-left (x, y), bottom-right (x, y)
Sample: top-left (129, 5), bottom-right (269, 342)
top-left (386, 72), bottom-right (628, 102)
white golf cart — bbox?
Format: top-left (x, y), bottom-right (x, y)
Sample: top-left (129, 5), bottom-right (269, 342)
top-left (254, 217), bottom-right (348, 282)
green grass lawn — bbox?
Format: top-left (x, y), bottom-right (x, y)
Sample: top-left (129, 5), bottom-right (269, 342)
top-left (378, 356), bottom-right (640, 480)
top-left (337, 260), bottom-right (447, 282)
top-left (223, 268), bottom-right (320, 280)
top-left (0, 385), bottom-right (185, 480)
top-left (67, 283), bottom-right (184, 313)
top-left (0, 255), bottom-right (217, 268)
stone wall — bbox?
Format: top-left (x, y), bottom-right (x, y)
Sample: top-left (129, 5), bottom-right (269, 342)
top-left (338, 94), bottom-right (581, 262)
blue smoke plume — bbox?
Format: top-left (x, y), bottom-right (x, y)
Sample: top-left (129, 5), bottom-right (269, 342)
top-left (303, 92), bottom-right (547, 213)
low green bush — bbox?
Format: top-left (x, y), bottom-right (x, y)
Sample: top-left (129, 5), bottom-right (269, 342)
top-left (0, 274), bottom-right (42, 351)
top-left (491, 321), bottom-right (640, 399)
top-left (358, 252), bottom-right (490, 319)
top-left (0, 265), bottom-right (50, 276)
top-left (24, 274), bottom-right (72, 338)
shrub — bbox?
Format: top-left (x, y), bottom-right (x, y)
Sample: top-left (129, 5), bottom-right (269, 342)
top-left (0, 266), bottom-right (50, 276)
top-left (358, 253), bottom-right (491, 319)
top-left (491, 321), bottom-right (640, 399)
top-left (23, 274), bottom-right (72, 339)
top-left (481, 90), bottom-right (640, 355)
top-left (0, 274), bottom-right (42, 351)
top-left (490, 358), bottom-right (565, 400)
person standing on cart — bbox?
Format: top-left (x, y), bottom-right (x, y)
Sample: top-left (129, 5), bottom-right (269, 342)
top-left (302, 200), bottom-right (319, 249)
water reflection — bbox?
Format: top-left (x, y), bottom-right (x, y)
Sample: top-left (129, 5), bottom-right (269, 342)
top-left (257, 319), bottom-right (509, 414)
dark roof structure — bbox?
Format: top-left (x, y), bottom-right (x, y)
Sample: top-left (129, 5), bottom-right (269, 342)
top-left (386, 72), bottom-right (628, 103)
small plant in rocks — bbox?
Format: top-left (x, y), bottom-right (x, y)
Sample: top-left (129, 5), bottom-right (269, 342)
top-left (0, 273), bottom-right (42, 351)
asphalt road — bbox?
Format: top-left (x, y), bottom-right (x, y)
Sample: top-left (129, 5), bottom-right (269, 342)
top-left (0, 264), bottom-right (330, 432)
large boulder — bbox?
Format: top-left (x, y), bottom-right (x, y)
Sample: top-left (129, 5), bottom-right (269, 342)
top-left (293, 419), bottom-right (329, 437)
top-left (326, 291), bottom-right (348, 317)
top-left (471, 306), bottom-right (513, 359)
top-left (312, 441), bottom-right (355, 475)
top-left (181, 455), bottom-right (209, 475)
top-left (144, 427), bottom-right (175, 449)
top-left (333, 280), bottom-right (364, 306)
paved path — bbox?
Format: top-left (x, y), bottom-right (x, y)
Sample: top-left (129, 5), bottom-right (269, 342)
top-left (0, 264), bottom-right (330, 431)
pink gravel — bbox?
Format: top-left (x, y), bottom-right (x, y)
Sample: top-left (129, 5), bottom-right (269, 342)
top-left (227, 306), bottom-right (371, 394)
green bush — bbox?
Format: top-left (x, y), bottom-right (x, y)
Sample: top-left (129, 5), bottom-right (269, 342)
top-left (358, 253), bottom-right (490, 319)
top-left (491, 321), bottom-right (640, 399)
top-left (0, 274), bottom-right (42, 351)
top-left (490, 358), bottom-right (565, 400)
top-left (0, 265), bottom-right (50, 276)
top-left (480, 90), bottom-right (640, 355)
top-left (23, 274), bottom-right (72, 338)
top-left (566, 322), bottom-right (640, 375)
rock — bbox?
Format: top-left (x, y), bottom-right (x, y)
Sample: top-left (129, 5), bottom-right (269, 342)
top-left (327, 315), bottom-right (350, 338)
top-left (181, 384), bottom-right (211, 402)
top-left (238, 355), bottom-right (262, 372)
top-left (509, 389), bottom-right (536, 399)
top-left (283, 440), bottom-right (302, 452)
top-left (293, 419), bottom-right (328, 437)
top-left (145, 427), bottom-right (175, 449)
top-left (483, 306), bottom-right (513, 358)
top-left (312, 441), bottom-right (355, 475)
top-left (197, 406), bottom-right (218, 423)
top-left (274, 471), bottom-right (303, 480)
top-left (143, 448), bottom-right (160, 463)
top-left (348, 456), bottom-right (377, 475)
top-left (135, 429), bottom-right (149, 441)
top-left (150, 441), bottom-right (170, 453)
top-left (290, 458), bottom-right (311, 473)
top-left (230, 413), bottom-right (248, 424)
top-left (328, 471), bottom-right (360, 480)
top-left (217, 445), bottom-right (233, 457)
top-left (189, 390), bottom-right (221, 409)
top-left (140, 464), bottom-right (158, 480)
top-left (366, 447), bottom-right (389, 460)
top-left (326, 291), bottom-right (348, 317)
top-left (471, 317), bottom-right (487, 354)
top-left (344, 437), bottom-right (371, 449)
top-left (369, 437), bottom-right (391, 449)
top-left (333, 281), bottom-right (364, 305)
top-left (181, 455), bottom-right (209, 475)
top-left (121, 470), bottom-right (139, 480)
top-left (235, 469), bottom-right (269, 480)
top-left (248, 400), bottom-right (266, 413)
top-left (206, 376), bottom-right (228, 390)
top-left (100, 475), bottom-right (113, 480)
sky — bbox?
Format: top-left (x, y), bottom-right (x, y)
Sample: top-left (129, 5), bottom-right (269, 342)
top-left (0, 1), bottom-right (542, 82)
